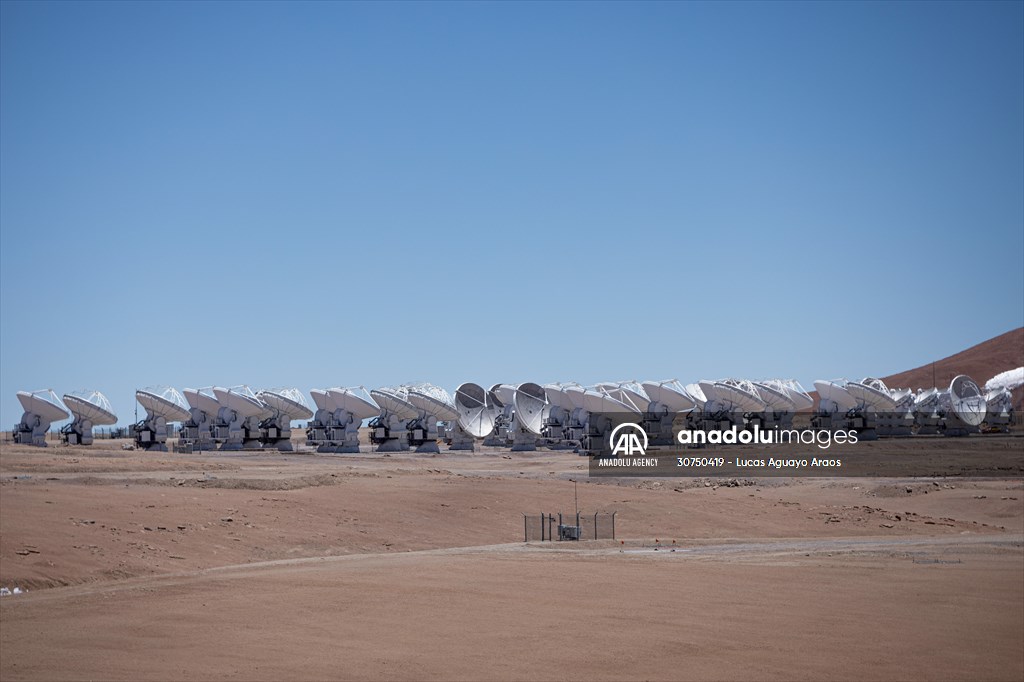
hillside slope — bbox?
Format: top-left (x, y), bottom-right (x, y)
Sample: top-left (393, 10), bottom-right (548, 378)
top-left (805, 328), bottom-right (1023, 410)
top-left (882, 327), bottom-right (1024, 410)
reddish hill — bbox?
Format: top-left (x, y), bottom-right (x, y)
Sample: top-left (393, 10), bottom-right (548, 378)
top-left (882, 327), bottom-right (1023, 393)
top-left (806, 328), bottom-right (1023, 410)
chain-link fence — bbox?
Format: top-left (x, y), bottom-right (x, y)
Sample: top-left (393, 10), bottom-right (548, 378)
top-left (523, 512), bottom-right (616, 542)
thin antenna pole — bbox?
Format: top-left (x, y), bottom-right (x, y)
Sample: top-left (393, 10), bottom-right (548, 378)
top-left (574, 480), bottom-right (579, 516)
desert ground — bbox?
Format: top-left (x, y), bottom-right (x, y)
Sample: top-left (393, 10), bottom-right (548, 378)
top-left (1, 435), bottom-right (1022, 681)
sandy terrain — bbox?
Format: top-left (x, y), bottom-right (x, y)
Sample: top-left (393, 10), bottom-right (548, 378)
top-left (1, 437), bottom-right (1022, 680)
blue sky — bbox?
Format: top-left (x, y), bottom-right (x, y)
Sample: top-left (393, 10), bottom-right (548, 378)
top-left (2, 0), bottom-right (1022, 427)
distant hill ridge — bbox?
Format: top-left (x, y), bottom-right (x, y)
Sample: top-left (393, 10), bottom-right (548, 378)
top-left (882, 327), bottom-right (1023, 410)
top-left (805, 327), bottom-right (1023, 410)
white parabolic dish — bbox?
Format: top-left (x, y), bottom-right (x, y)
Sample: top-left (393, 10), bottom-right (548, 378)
top-left (63, 391), bottom-right (117, 426)
top-left (136, 388), bottom-right (191, 423)
top-left (454, 382), bottom-right (496, 438)
top-left (17, 390), bottom-right (70, 423)
top-left (184, 388), bottom-right (222, 416)
top-left (752, 382), bottom-right (797, 412)
top-left (561, 386), bottom-right (588, 411)
top-left (513, 382), bottom-right (547, 435)
top-left (259, 389), bottom-right (314, 421)
top-left (370, 388), bottom-right (419, 420)
top-left (493, 384), bottom-right (517, 408)
top-left (213, 386), bottom-right (269, 420)
top-left (699, 381), bottom-right (765, 412)
top-left (685, 383), bottom-right (707, 408)
top-left (600, 382), bottom-right (651, 412)
top-left (488, 384), bottom-right (507, 409)
top-left (813, 380), bottom-right (859, 412)
top-left (949, 375), bottom-right (987, 426)
top-left (914, 388), bottom-right (941, 410)
top-left (408, 389), bottom-right (460, 422)
top-left (641, 380), bottom-right (695, 412)
top-left (543, 384), bottom-right (580, 412)
top-left (326, 387), bottom-right (380, 420)
top-left (564, 386), bottom-right (639, 415)
top-left (310, 389), bottom-right (332, 411)
top-left (717, 380), bottom-right (767, 412)
top-left (697, 381), bottom-right (722, 407)
top-left (774, 380), bottom-right (815, 411)
top-left (844, 380), bottom-right (898, 411)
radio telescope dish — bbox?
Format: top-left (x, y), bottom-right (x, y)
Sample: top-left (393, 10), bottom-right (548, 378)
top-left (307, 387), bottom-right (378, 453)
top-left (134, 387), bottom-right (189, 451)
top-left (744, 380), bottom-right (800, 429)
top-left (206, 386), bottom-right (268, 450)
top-left (538, 383), bottom-right (580, 449)
top-left (310, 389), bottom-right (331, 411)
top-left (326, 387), bottom-right (380, 421)
top-left (14, 389), bottom-right (69, 447)
top-left (985, 387), bottom-right (1012, 411)
top-left (543, 383), bottom-right (580, 412)
top-left (560, 386), bottom-right (585, 412)
top-left (513, 382), bottom-right (547, 435)
top-left (567, 386), bottom-right (641, 457)
top-left (370, 387), bottom-right (419, 420)
top-left (256, 388), bottom-right (311, 451)
top-left (394, 383), bottom-right (453, 453)
top-left (641, 380), bottom-right (696, 412)
top-left (696, 381), bottom-right (721, 406)
top-left (258, 389), bottom-right (314, 421)
top-left (949, 375), bottom-right (987, 427)
top-left (610, 381), bottom-right (671, 445)
top-left (408, 384), bottom-right (461, 453)
top-left (845, 379), bottom-right (898, 412)
top-left (368, 386), bottom-right (421, 452)
top-left (213, 386), bottom-right (269, 420)
top-left (684, 383), bottom-right (707, 409)
top-left (915, 387), bottom-right (940, 409)
top-left (983, 386), bottom-right (1014, 432)
top-left (771, 379), bottom-right (814, 411)
top-left (751, 382), bottom-right (797, 412)
top-left (813, 380), bottom-right (859, 413)
top-left (137, 387), bottom-right (191, 423)
top-left (891, 387), bottom-right (915, 408)
top-left (486, 382), bottom-right (546, 451)
top-left (565, 386), bottom-right (638, 414)
top-left (487, 384), bottom-right (506, 409)
top-left (699, 380), bottom-right (765, 413)
top-left (597, 381), bottom-right (651, 412)
top-left (492, 384), bottom-right (517, 408)
top-left (720, 380), bottom-right (766, 412)
top-left (179, 388), bottom-right (218, 450)
top-left (478, 384), bottom-right (514, 447)
top-left (911, 388), bottom-right (943, 434)
top-left (884, 388), bottom-right (917, 435)
top-left (562, 386), bottom-right (588, 411)
top-left (61, 390), bottom-right (117, 445)
top-left (17, 389), bottom-right (70, 424)
top-left (408, 387), bottom-right (460, 422)
top-left (454, 382), bottom-right (497, 438)
top-left (184, 388), bottom-right (221, 416)
top-left (63, 391), bottom-right (117, 426)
